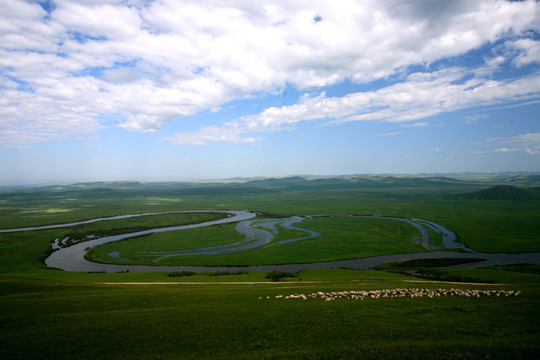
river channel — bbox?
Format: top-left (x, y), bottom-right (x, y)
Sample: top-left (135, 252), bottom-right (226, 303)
top-left (2, 210), bottom-right (538, 273)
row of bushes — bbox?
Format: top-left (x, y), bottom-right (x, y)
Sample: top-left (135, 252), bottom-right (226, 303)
top-left (166, 269), bottom-right (295, 281)
top-left (265, 270), bottom-right (295, 282)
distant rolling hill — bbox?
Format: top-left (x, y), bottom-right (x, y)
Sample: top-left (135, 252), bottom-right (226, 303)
top-left (249, 175), bottom-right (475, 192)
top-left (3, 175), bottom-right (540, 201)
top-left (247, 176), bottom-right (308, 187)
top-left (459, 185), bottom-right (540, 200)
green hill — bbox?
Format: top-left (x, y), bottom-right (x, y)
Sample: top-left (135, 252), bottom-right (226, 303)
top-left (460, 185), bottom-right (539, 200)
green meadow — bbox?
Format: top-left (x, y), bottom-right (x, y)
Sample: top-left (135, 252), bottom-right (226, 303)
top-left (88, 216), bottom-right (426, 266)
top-left (1, 176), bottom-right (540, 359)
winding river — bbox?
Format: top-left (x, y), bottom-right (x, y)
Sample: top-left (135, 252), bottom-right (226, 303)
top-left (2, 210), bottom-right (539, 273)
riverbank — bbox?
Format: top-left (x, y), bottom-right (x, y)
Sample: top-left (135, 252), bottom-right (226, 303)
top-left (34, 210), bottom-right (540, 272)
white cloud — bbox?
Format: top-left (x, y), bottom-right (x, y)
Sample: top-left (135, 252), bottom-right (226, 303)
top-left (401, 122), bottom-right (428, 128)
top-left (480, 133), bottom-right (540, 155)
top-left (510, 39), bottom-right (540, 67)
top-left (501, 133), bottom-right (540, 155)
top-left (465, 114), bottom-right (489, 123)
top-left (1, 0), bottom-right (540, 146)
top-left (53, 2), bottom-right (142, 40)
top-left (164, 124), bottom-right (259, 146)
top-left (168, 67), bottom-right (540, 145)
top-left (494, 147), bottom-right (515, 153)
top-left (380, 131), bottom-right (403, 137)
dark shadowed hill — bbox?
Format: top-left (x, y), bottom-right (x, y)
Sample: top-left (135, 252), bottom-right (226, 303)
top-left (459, 185), bottom-right (540, 200)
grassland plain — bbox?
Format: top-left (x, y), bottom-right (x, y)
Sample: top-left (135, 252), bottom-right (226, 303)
top-left (88, 216), bottom-right (427, 266)
top-left (87, 223), bottom-right (246, 264)
top-left (1, 178), bottom-right (540, 359)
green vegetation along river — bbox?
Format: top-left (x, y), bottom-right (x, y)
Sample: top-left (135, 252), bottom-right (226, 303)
top-left (0, 209), bottom-right (531, 272)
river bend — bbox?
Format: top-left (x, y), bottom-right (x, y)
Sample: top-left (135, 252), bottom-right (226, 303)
top-left (2, 209), bottom-right (538, 272)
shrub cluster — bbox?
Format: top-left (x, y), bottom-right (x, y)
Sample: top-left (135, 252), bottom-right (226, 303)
top-left (265, 270), bottom-right (295, 282)
top-left (167, 271), bottom-right (196, 277)
top-left (208, 270), bottom-right (248, 276)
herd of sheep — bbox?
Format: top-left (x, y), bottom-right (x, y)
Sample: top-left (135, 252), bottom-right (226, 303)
top-left (259, 288), bottom-right (520, 302)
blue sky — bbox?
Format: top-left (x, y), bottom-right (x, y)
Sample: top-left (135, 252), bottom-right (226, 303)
top-left (1, 0), bottom-right (540, 185)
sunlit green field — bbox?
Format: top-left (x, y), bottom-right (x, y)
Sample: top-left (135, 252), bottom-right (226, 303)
top-left (88, 216), bottom-right (426, 266)
top-left (1, 180), bottom-right (539, 359)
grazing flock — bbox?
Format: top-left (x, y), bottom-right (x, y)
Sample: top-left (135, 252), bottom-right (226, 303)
top-left (259, 288), bottom-right (520, 302)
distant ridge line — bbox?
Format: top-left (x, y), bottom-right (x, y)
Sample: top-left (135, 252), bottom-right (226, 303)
top-left (1, 172), bottom-right (540, 190)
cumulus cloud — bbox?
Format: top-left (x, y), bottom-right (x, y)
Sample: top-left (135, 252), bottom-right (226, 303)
top-left (509, 39), bottom-right (540, 67)
top-left (168, 67), bottom-right (540, 144)
top-left (1, 0), bottom-right (540, 146)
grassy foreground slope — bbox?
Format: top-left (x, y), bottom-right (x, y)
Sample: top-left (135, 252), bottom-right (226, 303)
top-left (2, 268), bottom-right (540, 360)
top-left (1, 176), bottom-right (540, 359)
